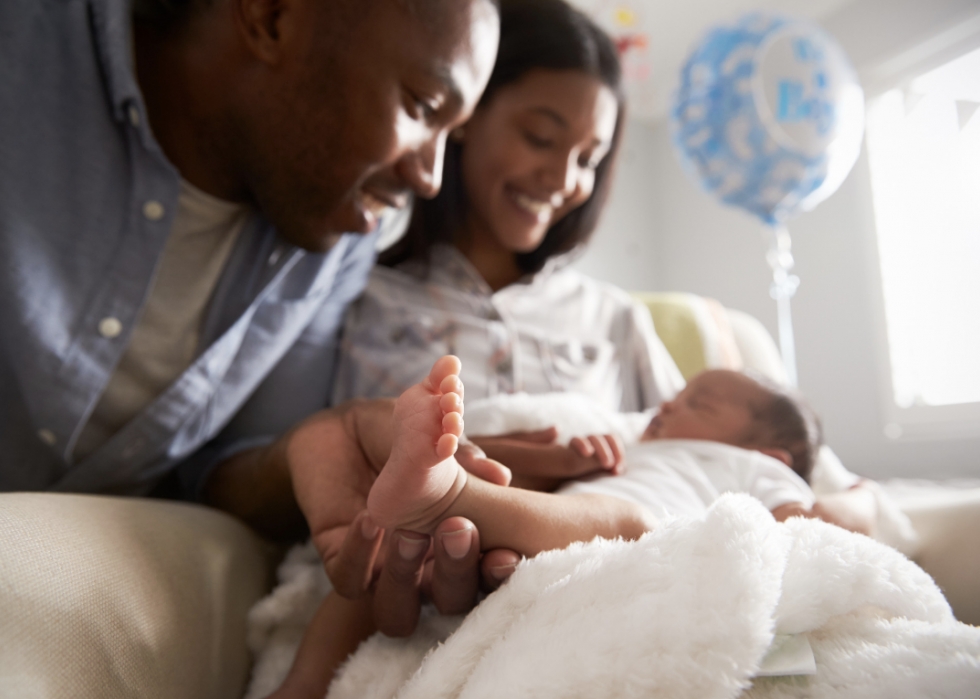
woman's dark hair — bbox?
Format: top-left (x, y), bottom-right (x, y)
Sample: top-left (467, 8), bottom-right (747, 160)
top-left (380, 0), bottom-right (626, 274)
top-left (748, 373), bottom-right (824, 484)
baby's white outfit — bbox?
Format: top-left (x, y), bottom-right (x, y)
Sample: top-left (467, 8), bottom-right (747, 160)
top-left (464, 391), bottom-right (814, 518)
top-left (558, 439), bottom-right (815, 519)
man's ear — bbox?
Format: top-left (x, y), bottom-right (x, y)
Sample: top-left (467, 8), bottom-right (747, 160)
top-left (234, 0), bottom-right (292, 64)
top-left (757, 447), bottom-right (793, 468)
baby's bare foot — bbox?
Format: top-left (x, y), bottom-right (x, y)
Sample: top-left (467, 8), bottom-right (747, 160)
top-left (367, 356), bottom-right (467, 533)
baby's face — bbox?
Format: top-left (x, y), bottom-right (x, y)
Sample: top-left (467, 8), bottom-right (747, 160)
top-left (642, 370), bottom-right (765, 446)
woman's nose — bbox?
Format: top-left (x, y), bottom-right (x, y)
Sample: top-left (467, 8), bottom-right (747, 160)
top-left (543, 151), bottom-right (580, 200)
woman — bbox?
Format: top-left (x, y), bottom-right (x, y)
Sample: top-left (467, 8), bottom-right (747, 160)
top-left (334, 0), bottom-right (683, 414)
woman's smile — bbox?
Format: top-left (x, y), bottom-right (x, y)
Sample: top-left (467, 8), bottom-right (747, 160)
top-left (508, 188), bottom-right (558, 225)
top-left (459, 68), bottom-right (618, 263)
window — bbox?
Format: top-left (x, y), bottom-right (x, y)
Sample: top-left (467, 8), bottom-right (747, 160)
top-left (866, 45), bottom-right (980, 438)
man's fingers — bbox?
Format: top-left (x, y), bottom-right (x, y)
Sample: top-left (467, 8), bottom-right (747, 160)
top-left (372, 530), bottom-right (431, 637)
top-left (430, 517), bottom-right (480, 615)
top-left (321, 511), bottom-right (383, 600)
top-left (480, 548), bottom-right (522, 590)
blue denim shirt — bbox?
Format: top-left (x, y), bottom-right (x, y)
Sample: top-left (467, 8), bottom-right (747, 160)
top-left (0, 0), bottom-right (376, 495)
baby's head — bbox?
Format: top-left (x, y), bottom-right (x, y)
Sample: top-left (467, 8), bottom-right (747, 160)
top-left (642, 369), bottom-right (823, 482)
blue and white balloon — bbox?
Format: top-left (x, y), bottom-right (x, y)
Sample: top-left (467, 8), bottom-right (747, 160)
top-left (672, 14), bottom-right (864, 225)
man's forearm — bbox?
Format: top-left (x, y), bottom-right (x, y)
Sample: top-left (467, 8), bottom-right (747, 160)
top-left (203, 441), bottom-right (308, 541)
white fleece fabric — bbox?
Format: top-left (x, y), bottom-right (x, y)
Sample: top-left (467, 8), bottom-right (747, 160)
top-left (246, 495), bottom-right (980, 699)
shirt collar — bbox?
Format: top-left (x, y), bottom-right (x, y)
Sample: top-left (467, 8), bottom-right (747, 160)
top-left (418, 243), bottom-right (580, 298)
top-left (425, 244), bottom-right (494, 297)
top-left (87, 0), bottom-right (142, 123)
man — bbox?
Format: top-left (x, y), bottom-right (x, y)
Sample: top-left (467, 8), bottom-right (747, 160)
top-left (0, 0), bottom-right (513, 634)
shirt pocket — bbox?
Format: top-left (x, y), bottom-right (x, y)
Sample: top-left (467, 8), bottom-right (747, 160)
top-left (542, 337), bottom-right (616, 392)
top-left (387, 314), bottom-right (458, 353)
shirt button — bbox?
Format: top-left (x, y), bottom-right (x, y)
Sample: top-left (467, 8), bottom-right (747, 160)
top-left (38, 429), bottom-right (56, 446)
top-left (143, 200), bottom-right (165, 221)
top-left (99, 317), bottom-right (123, 338)
top-left (128, 105), bottom-right (140, 127)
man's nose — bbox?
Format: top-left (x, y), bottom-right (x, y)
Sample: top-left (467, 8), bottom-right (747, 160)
top-left (400, 131), bottom-right (446, 200)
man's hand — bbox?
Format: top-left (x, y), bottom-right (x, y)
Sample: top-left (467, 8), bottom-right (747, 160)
top-left (330, 512), bottom-right (521, 636)
top-left (206, 398), bottom-right (522, 637)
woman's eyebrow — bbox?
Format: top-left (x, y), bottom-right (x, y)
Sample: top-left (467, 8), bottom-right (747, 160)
top-left (528, 106), bottom-right (569, 128)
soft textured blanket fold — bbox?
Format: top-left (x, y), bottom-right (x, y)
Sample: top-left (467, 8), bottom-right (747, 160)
top-left (246, 494), bottom-right (980, 699)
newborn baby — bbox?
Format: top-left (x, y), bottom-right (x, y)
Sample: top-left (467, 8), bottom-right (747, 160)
top-left (367, 357), bottom-right (821, 555)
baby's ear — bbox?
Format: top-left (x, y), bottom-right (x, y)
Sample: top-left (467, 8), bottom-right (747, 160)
top-left (757, 447), bottom-right (793, 468)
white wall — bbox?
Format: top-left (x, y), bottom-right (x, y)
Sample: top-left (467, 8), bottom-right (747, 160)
top-left (575, 0), bottom-right (980, 480)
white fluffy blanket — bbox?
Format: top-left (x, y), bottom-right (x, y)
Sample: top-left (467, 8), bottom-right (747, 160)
top-left (246, 495), bottom-right (980, 699)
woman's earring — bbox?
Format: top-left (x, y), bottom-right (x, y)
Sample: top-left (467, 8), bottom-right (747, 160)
top-left (450, 126), bottom-right (466, 142)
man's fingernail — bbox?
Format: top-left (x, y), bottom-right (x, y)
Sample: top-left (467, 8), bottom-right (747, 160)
top-left (489, 563), bottom-right (518, 580)
top-left (441, 527), bottom-right (474, 560)
top-left (361, 514), bottom-right (380, 540)
top-left (398, 534), bottom-right (428, 560)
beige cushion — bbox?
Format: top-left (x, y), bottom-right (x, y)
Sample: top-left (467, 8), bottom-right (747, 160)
top-left (897, 488), bottom-right (980, 626)
top-left (0, 493), bottom-right (275, 699)
top-left (724, 308), bottom-right (789, 385)
top-left (631, 291), bottom-right (744, 381)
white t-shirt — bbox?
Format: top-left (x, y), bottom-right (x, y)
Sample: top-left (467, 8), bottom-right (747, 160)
top-left (74, 179), bottom-right (248, 460)
top-left (557, 439), bottom-right (815, 518)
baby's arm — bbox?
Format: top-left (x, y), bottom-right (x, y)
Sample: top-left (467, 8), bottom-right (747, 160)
top-left (811, 482), bottom-right (878, 536)
top-left (265, 592), bottom-right (375, 699)
top-left (769, 484), bottom-right (877, 535)
top-left (770, 501), bottom-right (813, 522)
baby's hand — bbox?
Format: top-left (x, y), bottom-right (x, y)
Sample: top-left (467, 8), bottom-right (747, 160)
top-left (469, 432), bottom-right (625, 491)
top-left (568, 434), bottom-right (624, 475)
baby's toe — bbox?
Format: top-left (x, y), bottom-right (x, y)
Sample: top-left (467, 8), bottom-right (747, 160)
top-left (442, 411), bottom-right (463, 437)
top-left (440, 391), bottom-right (463, 416)
top-left (436, 433), bottom-right (459, 460)
top-left (425, 355), bottom-right (462, 392)
top-left (439, 373), bottom-right (463, 397)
